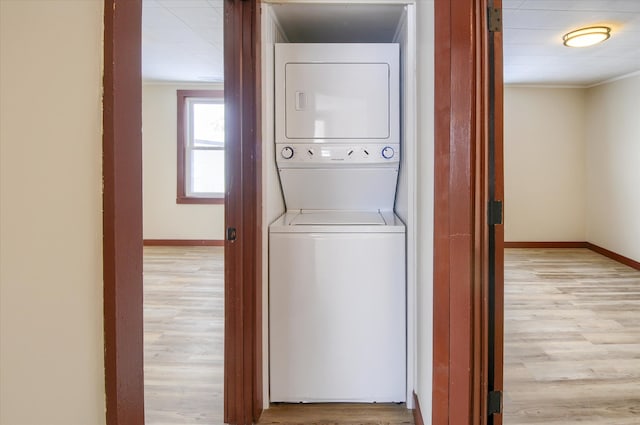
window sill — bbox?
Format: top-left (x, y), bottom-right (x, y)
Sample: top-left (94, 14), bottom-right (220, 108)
top-left (176, 196), bottom-right (224, 205)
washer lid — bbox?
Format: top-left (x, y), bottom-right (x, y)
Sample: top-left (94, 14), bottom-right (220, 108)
top-left (290, 210), bottom-right (385, 226)
top-left (269, 211), bottom-right (405, 234)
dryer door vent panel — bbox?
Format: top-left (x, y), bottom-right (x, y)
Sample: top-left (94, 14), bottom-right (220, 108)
top-left (285, 63), bottom-right (390, 140)
top-left (275, 43), bottom-right (400, 146)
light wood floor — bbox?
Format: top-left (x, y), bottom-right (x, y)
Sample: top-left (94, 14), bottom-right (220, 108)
top-left (143, 246), bottom-right (413, 425)
top-left (144, 246), bottom-right (224, 425)
top-left (503, 248), bottom-right (640, 425)
top-left (143, 246), bottom-right (639, 425)
top-left (258, 403), bottom-right (413, 425)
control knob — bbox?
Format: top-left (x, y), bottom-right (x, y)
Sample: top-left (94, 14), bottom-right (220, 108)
top-left (381, 146), bottom-right (395, 159)
top-left (281, 146), bottom-right (294, 159)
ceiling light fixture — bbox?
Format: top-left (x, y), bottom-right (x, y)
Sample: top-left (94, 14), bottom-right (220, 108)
top-left (563, 26), bottom-right (611, 47)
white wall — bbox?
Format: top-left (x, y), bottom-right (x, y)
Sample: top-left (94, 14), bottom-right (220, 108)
top-left (261, 6), bottom-right (287, 407)
top-left (504, 87), bottom-right (587, 242)
top-left (0, 1), bottom-right (105, 424)
top-left (392, 3), bottom-right (418, 407)
top-left (415, 0), bottom-right (434, 419)
top-left (585, 74), bottom-right (640, 262)
top-left (142, 84), bottom-right (224, 240)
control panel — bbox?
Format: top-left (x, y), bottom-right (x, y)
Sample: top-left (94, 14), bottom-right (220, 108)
top-left (276, 143), bottom-right (399, 166)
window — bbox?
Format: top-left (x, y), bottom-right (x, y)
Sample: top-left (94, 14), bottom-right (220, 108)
top-left (177, 90), bottom-right (225, 204)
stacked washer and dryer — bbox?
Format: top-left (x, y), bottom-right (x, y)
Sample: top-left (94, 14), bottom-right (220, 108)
top-left (269, 43), bottom-right (406, 403)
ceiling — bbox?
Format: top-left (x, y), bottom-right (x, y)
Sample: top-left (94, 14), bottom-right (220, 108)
top-left (142, 0), bottom-right (640, 86)
top-left (142, 0), bottom-right (223, 83)
top-left (503, 0), bottom-right (640, 85)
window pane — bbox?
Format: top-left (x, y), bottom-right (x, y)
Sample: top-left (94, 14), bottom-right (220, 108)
top-left (193, 103), bottom-right (224, 148)
top-left (190, 149), bottom-right (225, 195)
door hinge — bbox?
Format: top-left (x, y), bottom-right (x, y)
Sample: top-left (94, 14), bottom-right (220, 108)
top-left (488, 390), bottom-right (503, 415)
top-left (226, 227), bottom-right (237, 242)
top-left (488, 200), bottom-right (503, 225)
top-left (488, 7), bottom-right (502, 32)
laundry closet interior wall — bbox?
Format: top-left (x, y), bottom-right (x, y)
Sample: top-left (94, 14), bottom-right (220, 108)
top-left (260, 0), bottom-right (425, 410)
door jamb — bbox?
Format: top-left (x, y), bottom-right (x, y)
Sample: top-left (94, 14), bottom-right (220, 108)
top-left (432, 0), bottom-right (501, 423)
top-left (103, 1), bottom-right (144, 423)
top-left (223, 0), bottom-right (263, 423)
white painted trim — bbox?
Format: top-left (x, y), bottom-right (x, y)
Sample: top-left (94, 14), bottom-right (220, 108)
top-left (393, 2), bottom-right (418, 409)
top-left (265, 0), bottom-right (412, 4)
top-left (261, 3), bottom-right (288, 409)
top-left (505, 83), bottom-right (586, 89)
top-left (408, 3), bottom-right (418, 409)
top-left (142, 81), bottom-right (223, 88)
top-left (506, 70), bottom-right (640, 90)
top-left (260, 4), bottom-right (270, 409)
top-left (587, 69), bottom-right (640, 88)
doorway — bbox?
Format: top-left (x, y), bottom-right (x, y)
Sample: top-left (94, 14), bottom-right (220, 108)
top-left (140, 3), bottom-right (227, 419)
top-left (501, 2), bottom-right (640, 423)
top-left (102, 0), bottom-right (503, 424)
top-left (103, 0), bottom-right (261, 423)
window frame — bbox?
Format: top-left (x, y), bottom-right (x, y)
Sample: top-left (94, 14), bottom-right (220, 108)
top-left (176, 89), bottom-right (225, 204)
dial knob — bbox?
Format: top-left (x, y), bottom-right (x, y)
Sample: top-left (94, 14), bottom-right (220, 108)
top-left (381, 146), bottom-right (395, 159)
top-left (281, 146), bottom-right (294, 159)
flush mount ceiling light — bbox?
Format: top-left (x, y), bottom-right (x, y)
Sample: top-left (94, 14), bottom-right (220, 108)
top-left (563, 26), bottom-right (611, 47)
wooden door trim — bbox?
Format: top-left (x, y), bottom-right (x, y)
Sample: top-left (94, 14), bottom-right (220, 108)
top-left (223, 1), bottom-right (263, 423)
top-left (432, 0), bottom-right (453, 420)
top-left (103, 1), bottom-right (145, 423)
top-left (488, 1), bottom-right (505, 423)
top-left (433, 0), bottom-right (500, 424)
top-left (103, 1), bottom-right (262, 424)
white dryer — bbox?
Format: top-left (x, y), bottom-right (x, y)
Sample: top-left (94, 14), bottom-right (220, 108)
top-left (269, 44), bottom-right (406, 403)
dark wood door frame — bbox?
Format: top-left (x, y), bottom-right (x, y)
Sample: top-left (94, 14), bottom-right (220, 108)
top-left (102, 0), bottom-right (262, 423)
top-left (488, 1), bottom-right (505, 424)
top-left (432, 0), bottom-right (504, 424)
top-left (103, 0), bottom-right (502, 424)
top-left (102, 1), bottom-right (144, 424)
top-left (223, 0), bottom-right (263, 423)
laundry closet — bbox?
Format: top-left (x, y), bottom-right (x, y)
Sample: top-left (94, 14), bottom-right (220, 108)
top-left (261, 0), bottom-right (418, 409)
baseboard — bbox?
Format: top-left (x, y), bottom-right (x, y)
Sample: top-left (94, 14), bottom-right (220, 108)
top-left (143, 239), bottom-right (224, 247)
top-left (412, 392), bottom-right (424, 425)
top-left (586, 243), bottom-right (640, 271)
top-left (504, 241), bottom-right (588, 248)
top-left (504, 241), bottom-right (640, 271)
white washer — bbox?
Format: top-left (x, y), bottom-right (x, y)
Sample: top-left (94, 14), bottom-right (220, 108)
top-left (269, 210), bottom-right (406, 402)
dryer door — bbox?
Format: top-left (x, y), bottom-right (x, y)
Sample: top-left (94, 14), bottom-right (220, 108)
top-left (285, 62), bottom-right (390, 140)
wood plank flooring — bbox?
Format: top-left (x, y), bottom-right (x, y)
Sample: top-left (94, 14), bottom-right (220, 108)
top-left (504, 248), bottom-right (640, 425)
top-left (143, 246), bottom-right (413, 425)
top-left (144, 246), bottom-right (224, 425)
top-left (258, 403), bottom-right (413, 425)
top-left (143, 246), bottom-right (640, 425)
